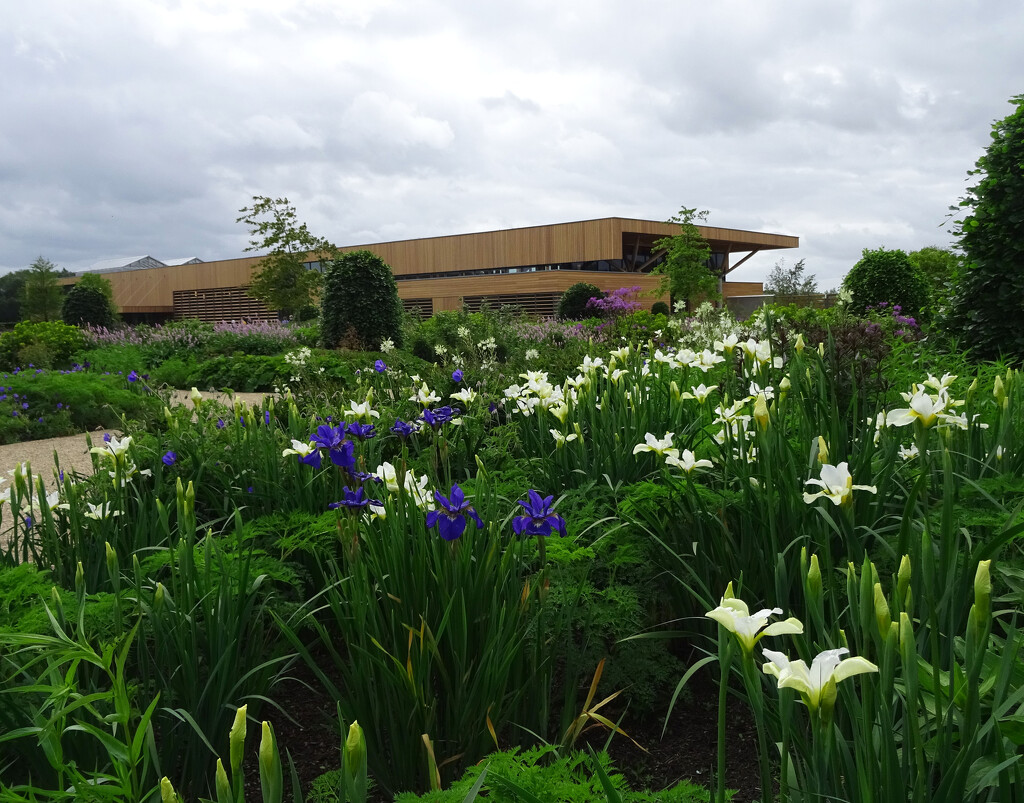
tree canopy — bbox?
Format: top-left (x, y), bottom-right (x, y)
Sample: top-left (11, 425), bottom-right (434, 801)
top-left (651, 207), bottom-right (718, 309)
top-left (21, 257), bottom-right (66, 322)
top-left (765, 258), bottom-right (818, 297)
top-left (237, 196), bottom-right (338, 319)
top-left (948, 95), bottom-right (1024, 360)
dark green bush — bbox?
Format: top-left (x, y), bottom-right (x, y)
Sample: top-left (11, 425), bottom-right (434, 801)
top-left (559, 283), bottom-right (605, 321)
top-left (0, 321), bottom-right (86, 370)
top-left (842, 247), bottom-right (930, 318)
top-left (62, 284), bottom-right (114, 328)
top-left (651, 301), bottom-right (670, 316)
top-left (322, 250), bottom-right (403, 350)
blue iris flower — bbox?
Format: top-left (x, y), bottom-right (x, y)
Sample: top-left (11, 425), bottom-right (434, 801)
top-left (311, 424), bottom-right (355, 470)
top-left (426, 484), bottom-right (484, 541)
top-left (127, 370), bottom-right (139, 383)
top-left (328, 486), bottom-right (382, 511)
top-left (421, 406), bottom-right (456, 429)
top-left (264, 410), bottom-right (271, 426)
top-left (390, 419), bottom-right (419, 439)
top-left (512, 490), bottom-right (567, 537)
top-left (452, 369), bottom-right (463, 383)
top-left (162, 451), bottom-right (177, 466)
top-left (347, 421), bottom-right (376, 440)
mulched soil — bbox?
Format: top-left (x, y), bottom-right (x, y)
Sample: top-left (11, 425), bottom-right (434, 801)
top-left (244, 658), bottom-right (764, 802)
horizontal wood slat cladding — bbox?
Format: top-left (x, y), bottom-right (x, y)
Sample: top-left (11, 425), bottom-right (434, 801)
top-left (172, 286), bottom-right (275, 322)
top-left (722, 282), bottom-right (765, 297)
top-left (60, 218), bottom-right (792, 314)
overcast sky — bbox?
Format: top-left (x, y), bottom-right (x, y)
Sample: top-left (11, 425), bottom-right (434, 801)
top-left (2, 1), bottom-right (1021, 290)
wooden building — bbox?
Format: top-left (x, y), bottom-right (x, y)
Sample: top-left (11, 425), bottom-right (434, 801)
top-left (62, 217), bottom-right (798, 322)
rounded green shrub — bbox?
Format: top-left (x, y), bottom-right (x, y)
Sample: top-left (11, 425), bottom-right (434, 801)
top-left (62, 283), bottom-right (114, 328)
top-left (321, 250), bottom-right (403, 350)
top-left (0, 321), bottom-right (86, 370)
top-left (842, 247), bottom-right (930, 318)
top-left (558, 282), bottom-right (604, 320)
top-left (651, 300), bottom-right (670, 316)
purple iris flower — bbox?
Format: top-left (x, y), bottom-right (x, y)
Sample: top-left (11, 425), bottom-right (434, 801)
top-left (390, 418), bottom-right (419, 439)
top-left (374, 359), bottom-right (387, 373)
top-left (21, 402), bottom-right (29, 410)
top-left (264, 410), bottom-right (271, 426)
top-left (347, 421), bottom-right (377, 440)
top-left (310, 424), bottom-right (355, 470)
top-left (56, 403), bottom-right (63, 410)
top-left (452, 369), bottom-right (464, 383)
top-left (103, 433), bottom-right (112, 443)
top-left (11, 410), bottom-right (17, 418)
top-left (127, 370), bottom-right (139, 383)
top-left (426, 484), bottom-right (484, 541)
top-left (421, 406), bottom-right (456, 429)
top-left (512, 490), bottom-right (567, 537)
top-left (297, 449), bottom-right (322, 469)
top-left (162, 451), bottom-right (177, 466)
top-left (216, 418), bottom-right (226, 429)
top-left (328, 486), bottom-right (382, 511)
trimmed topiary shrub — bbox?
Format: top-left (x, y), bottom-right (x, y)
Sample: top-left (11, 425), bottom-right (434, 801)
top-left (321, 250), bottom-right (403, 350)
top-left (62, 283), bottom-right (114, 328)
top-left (558, 282), bottom-right (604, 320)
top-left (948, 95), bottom-right (1024, 361)
top-left (651, 300), bottom-right (670, 316)
top-left (842, 247), bottom-right (930, 318)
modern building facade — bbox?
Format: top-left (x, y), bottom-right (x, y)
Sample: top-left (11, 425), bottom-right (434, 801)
top-left (63, 217), bottom-right (798, 322)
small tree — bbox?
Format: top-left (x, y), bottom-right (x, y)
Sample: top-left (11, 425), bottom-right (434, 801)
top-left (63, 283), bottom-right (115, 328)
top-left (842, 247), bottom-right (930, 318)
top-left (321, 250), bottom-right (403, 350)
top-left (0, 269), bottom-right (30, 323)
top-left (76, 273), bottom-right (117, 319)
top-left (651, 206), bottom-right (718, 309)
top-left (21, 257), bottom-right (64, 322)
top-left (237, 196), bottom-right (338, 319)
top-left (558, 282), bottom-right (604, 320)
top-left (765, 258), bottom-right (818, 296)
top-left (949, 95), bottom-right (1024, 360)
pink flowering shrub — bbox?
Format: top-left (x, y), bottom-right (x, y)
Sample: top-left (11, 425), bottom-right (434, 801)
top-left (585, 286), bottom-right (643, 318)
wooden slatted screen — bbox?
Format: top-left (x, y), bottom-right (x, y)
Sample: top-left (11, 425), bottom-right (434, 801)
top-left (401, 298), bottom-right (433, 318)
top-left (173, 286), bottom-right (276, 322)
top-left (461, 292), bottom-right (562, 317)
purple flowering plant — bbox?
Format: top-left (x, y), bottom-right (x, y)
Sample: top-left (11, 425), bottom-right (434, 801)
top-left (512, 490), bottom-right (567, 538)
top-left (426, 484), bottom-right (484, 541)
top-left (329, 486), bottom-right (382, 511)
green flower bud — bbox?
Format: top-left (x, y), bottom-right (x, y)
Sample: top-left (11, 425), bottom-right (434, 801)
top-left (161, 776), bottom-right (180, 803)
top-left (229, 705), bottom-right (247, 778)
top-left (154, 582), bottom-right (166, 611)
top-left (345, 721), bottom-right (366, 773)
top-left (215, 758), bottom-right (231, 802)
top-left (259, 721), bottom-right (283, 803)
top-left (75, 561), bottom-right (84, 594)
top-left (807, 553), bottom-right (822, 599)
top-left (974, 560), bottom-right (991, 621)
top-left (873, 582), bottom-right (891, 638)
top-left (994, 375), bottom-right (1006, 409)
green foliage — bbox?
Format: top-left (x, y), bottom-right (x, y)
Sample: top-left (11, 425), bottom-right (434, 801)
top-left (908, 246), bottom-right (962, 318)
top-left (62, 283), bottom-right (114, 328)
top-left (321, 250), bottom-right (403, 350)
top-left (652, 207), bottom-right (718, 308)
top-left (75, 273), bottom-right (117, 318)
top-left (0, 268), bottom-right (29, 324)
top-left (949, 95), bottom-right (1024, 361)
top-left (765, 257), bottom-right (818, 297)
top-left (392, 747), bottom-right (711, 802)
top-left (238, 196), bottom-right (337, 318)
top-left (650, 301), bottom-right (670, 316)
top-left (0, 320), bottom-right (86, 370)
top-left (20, 256), bottom-right (66, 323)
top-left (559, 283), bottom-right (605, 321)
top-left (842, 247), bottom-right (931, 317)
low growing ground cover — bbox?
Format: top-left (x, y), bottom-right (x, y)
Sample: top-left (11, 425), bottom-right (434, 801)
top-left (0, 304), bottom-right (1022, 802)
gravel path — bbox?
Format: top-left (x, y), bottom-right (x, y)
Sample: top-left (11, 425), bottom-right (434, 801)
top-left (0, 391), bottom-right (273, 491)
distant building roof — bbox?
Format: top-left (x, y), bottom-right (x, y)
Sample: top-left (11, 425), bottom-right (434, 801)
top-left (84, 256), bottom-right (167, 274)
top-left (162, 257), bottom-right (204, 266)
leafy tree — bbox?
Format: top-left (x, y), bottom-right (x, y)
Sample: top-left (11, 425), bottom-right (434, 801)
top-left (75, 273), bottom-right (117, 320)
top-left (0, 269), bottom-right (30, 323)
top-left (237, 196), bottom-right (338, 319)
top-left (842, 247), bottom-right (930, 318)
top-left (558, 282), bottom-right (604, 320)
top-left (321, 250), bottom-right (403, 350)
top-left (765, 258), bottom-right (818, 296)
top-left (21, 257), bottom-right (65, 322)
top-left (62, 283), bottom-right (115, 328)
top-left (949, 95), bottom-right (1024, 360)
top-left (651, 206), bottom-right (718, 309)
